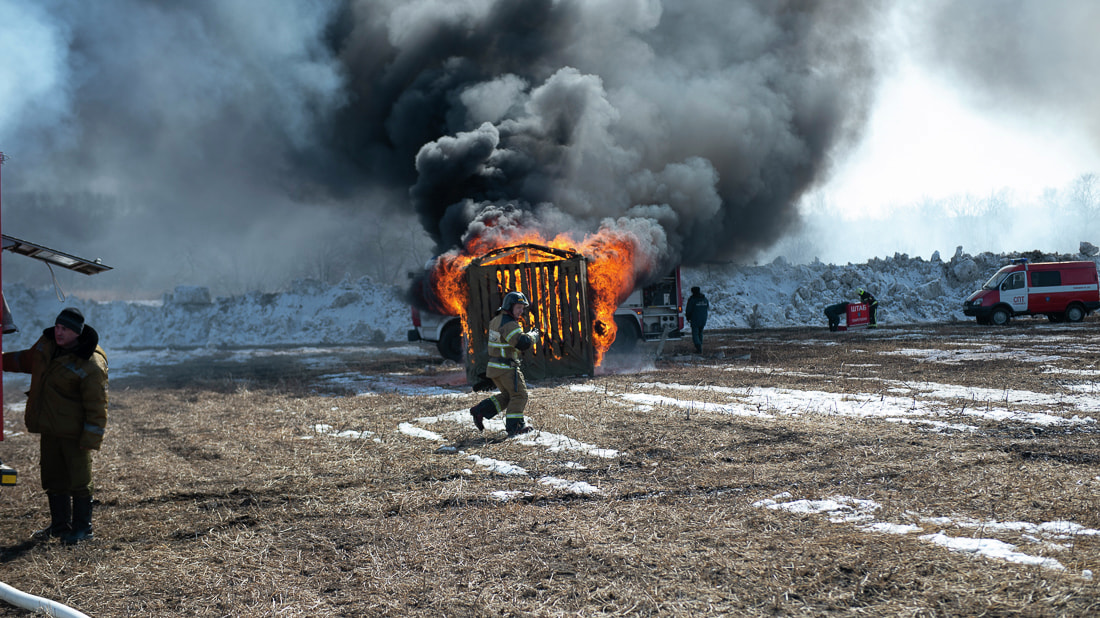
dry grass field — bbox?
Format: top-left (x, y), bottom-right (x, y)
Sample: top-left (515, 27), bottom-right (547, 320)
top-left (1, 321), bottom-right (1098, 616)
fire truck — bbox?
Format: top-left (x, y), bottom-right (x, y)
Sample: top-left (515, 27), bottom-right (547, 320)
top-left (962, 259), bottom-right (1100, 325)
top-left (0, 151), bottom-right (113, 491)
top-left (409, 266), bottom-right (685, 361)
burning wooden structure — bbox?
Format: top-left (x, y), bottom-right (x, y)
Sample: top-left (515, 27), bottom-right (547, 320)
top-left (465, 243), bottom-right (595, 385)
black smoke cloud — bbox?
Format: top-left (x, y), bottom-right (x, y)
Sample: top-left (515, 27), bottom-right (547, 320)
top-left (0, 0), bottom-right (884, 297)
top-left (393, 0), bottom-right (886, 272)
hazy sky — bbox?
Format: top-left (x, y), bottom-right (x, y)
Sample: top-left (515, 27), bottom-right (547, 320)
top-left (815, 59), bottom-right (1100, 219)
top-left (812, 2), bottom-right (1100, 219)
top-left (2, 0), bottom-right (1098, 296)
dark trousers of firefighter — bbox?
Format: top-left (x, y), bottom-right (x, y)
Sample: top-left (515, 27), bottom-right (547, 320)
top-left (40, 434), bottom-right (93, 498)
top-left (485, 366), bottom-right (528, 431)
top-left (690, 322), bottom-right (705, 352)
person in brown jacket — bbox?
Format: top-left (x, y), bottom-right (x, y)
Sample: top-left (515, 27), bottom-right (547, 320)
top-left (469, 291), bottom-right (537, 437)
top-left (3, 307), bottom-right (108, 544)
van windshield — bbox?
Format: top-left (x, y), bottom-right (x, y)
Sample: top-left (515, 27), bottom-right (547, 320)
top-left (982, 266), bottom-right (1015, 290)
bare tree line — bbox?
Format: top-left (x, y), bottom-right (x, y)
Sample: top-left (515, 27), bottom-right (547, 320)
top-left (769, 172), bottom-right (1100, 266)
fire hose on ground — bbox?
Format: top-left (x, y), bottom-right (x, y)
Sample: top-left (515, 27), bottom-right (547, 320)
top-left (0, 581), bottom-right (91, 618)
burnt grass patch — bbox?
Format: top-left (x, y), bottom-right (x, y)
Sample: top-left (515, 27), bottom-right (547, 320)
top-left (0, 323), bottom-right (1098, 616)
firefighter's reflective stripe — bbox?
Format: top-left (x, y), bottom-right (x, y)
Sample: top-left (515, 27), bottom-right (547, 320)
top-left (487, 315), bottom-right (525, 365)
top-left (65, 363), bottom-right (88, 379)
top-left (0, 463), bottom-right (16, 486)
top-left (489, 325), bottom-right (524, 361)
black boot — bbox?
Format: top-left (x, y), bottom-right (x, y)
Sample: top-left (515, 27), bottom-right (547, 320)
top-left (62, 496), bottom-right (94, 544)
top-left (32, 494), bottom-right (72, 540)
top-left (470, 399), bottom-right (497, 431)
top-left (505, 419), bottom-right (531, 437)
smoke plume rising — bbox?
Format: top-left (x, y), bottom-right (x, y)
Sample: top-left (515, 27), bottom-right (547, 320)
top-left (0, 0), bottom-right (886, 297)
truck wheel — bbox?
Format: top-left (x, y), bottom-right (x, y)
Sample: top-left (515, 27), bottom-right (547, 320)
top-left (1065, 304), bottom-right (1086, 323)
top-left (990, 307), bottom-right (1010, 326)
top-left (437, 321), bottom-right (464, 362)
top-left (610, 316), bottom-right (641, 353)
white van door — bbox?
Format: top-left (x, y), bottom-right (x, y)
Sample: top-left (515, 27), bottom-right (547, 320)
top-left (1001, 271), bottom-right (1028, 313)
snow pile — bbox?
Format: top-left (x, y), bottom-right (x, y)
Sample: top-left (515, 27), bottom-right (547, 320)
top-left (4, 246), bottom-right (1098, 352)
top-left (692, 245), bottom-right (1100, 330)
top-left (3, 276), bottom-right (410, 351)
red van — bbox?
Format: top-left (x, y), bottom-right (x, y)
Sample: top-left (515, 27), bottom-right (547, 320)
top-left (963, 259), bottom-right (1100, 325)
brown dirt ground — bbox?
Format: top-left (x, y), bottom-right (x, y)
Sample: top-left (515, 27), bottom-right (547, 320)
top-left (1, 320), bottom-right (1098, 616)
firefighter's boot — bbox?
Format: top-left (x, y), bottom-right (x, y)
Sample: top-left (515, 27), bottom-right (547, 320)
top-left (470, 399), bottom-right (497, 432)
top-left (33, 494), bottom-right (72, 540)
top-left (506, 419), bottom-right (531, 437)
top-left (63, 496), bottom-right (94, 544)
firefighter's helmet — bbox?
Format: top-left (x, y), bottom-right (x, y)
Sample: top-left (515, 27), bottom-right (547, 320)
top-left (499, 291), bottom-right (530, 313)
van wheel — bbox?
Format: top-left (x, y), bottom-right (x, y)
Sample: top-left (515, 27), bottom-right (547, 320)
top-left (610, 316), bottom-right (641, 353)
top-left (437, 321), bottom-right (464, 362)
top-left (990, 307), bottom-right (1011, 326)
top-left (1065, 303), bottom-right (1086, 323)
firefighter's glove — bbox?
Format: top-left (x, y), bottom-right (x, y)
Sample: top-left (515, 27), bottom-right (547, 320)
top-left (526, 328), bottom-right (539, 339)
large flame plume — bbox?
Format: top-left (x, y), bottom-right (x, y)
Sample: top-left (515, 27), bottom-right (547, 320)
top-left (427, 227), bottom-right (647, 366)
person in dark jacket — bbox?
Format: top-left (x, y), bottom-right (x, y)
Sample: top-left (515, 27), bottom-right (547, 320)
top-left (2, 307), bottom-right (108, 544)
top-left (469, 292), bottom-right (538, 437)
top-left (824, 301), bottom-right (850, 332)
top-left (685, 286), bottom-right (709, 353)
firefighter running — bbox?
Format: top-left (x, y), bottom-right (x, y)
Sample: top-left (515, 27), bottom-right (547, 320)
top-left (469, 291), bottom-right (538, 437)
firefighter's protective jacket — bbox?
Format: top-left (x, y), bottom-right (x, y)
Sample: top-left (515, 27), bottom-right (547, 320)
top-left (686, 292), bottom-right (710, 327)
top-left (2, 326), bottom-right (109, 450)
top-left (486, 313), bottom-right (533, 376)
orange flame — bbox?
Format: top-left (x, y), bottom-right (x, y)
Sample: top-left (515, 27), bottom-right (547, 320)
top-left (428, 227), bottom-right (642, 366)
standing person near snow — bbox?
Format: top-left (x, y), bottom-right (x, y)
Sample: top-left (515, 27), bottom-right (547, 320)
top-left (685, 286), bottom-right (709, 353)
top-left (2, 307), bottom-right (108, 544)
top-left (858, 288), bottom-right (879, 327)
top-left (469, 292), bottom-right (538, 437)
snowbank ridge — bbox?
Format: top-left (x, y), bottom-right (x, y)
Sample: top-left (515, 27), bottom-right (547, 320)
top-left (5, 246), bottom-right (1098, 351)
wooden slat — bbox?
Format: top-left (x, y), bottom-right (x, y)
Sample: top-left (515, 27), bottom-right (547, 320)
top-left (464, 248), bottom-right (594, 382)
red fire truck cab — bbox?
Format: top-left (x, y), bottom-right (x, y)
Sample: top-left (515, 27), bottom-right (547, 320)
top-left (963, 259), bottom-right (1100, 325)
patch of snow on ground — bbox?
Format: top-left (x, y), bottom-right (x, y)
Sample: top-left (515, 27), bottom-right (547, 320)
top-left (538, 477), bottom-right (601, 494)
top-left (468, 455), bottom-right (528, 476)
top-left (753, 495), bottom-right (881, 524)
top-left (756, 493), bottom-right (1091, 576)
top-left (881, 347), bottom-right (1063, 365)
top-left (613, 382), bottom-right (1094, 430)
top-left (919, 533), bottom-right (1065, 570)
top-left (398, 423), bottom-right (444, 442)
